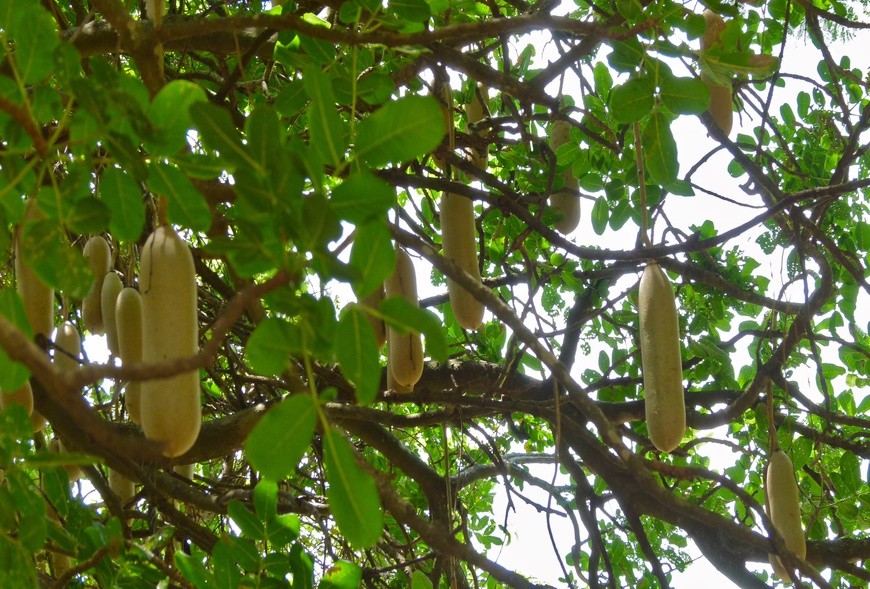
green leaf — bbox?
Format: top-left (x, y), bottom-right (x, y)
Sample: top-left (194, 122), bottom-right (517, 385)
top-left (322, 429), bottom-right (383, 549)
top-left (389, 0), bottom-right (431, 22)
top-left (304, 66), bottom-right (348, 168)
top-left (298, 195), bottom-right (342, 251)
top-left (0, 537), bottom-right (39, 589)
top-left (839, 452), bottom-right (862, 494)
top-left (245, 318), bottom-right (303, 376)
top-left (335, 307), bottom-right (381, 404)
top-left (147, 162), bottom-right (212, 232)
top-left (608, 77), bottom-right (655, 123)
top-left (591, 196), bottom-right (608, 235)
top-left (20, 221), bottom-right (90, 297)
top-left (275, 79), bottom-right (309, 116)
top-left (147, 80), bottom-right (208, 155)
top-left (319, 560), bottom-right (363, 589)
top-left (0, 289), bottom-right (31, 390)
top-left (268, 513), bottom-right (301, 547)
top-left (659, 75), bottom-right (710, 115)
top-left (228, 500), bottom-right (265, 541)
top-left (641, 109), bottom-right (679, 185)
top-left (355, 95), bottom-right (445, 167)
top-left (99, 168), bottom-right (145, 241)
top-left (64, 198), bottom-right (110, 235)
top-left (246, 105), bottom-right (283, 172)
top-left (213, 540), bottom-right (245, 588)
top-left (11, 4), bottom-right (58, 83)
top-left (349, 220), bottom-right (396, 297)
top-left (607, 39), bottom-right (644, 73)
top-left (175, 552), bottom-right (214, 589)
top-left (253, 479), bottom-right (278, 524)
top-left (330, 170), bottom-right (395, 224)
top-left (380, 296), bottom-right (447, 363)
top-left (191, 102), bottom-right (259, 171)
top-left (245, 394), bottom-right (317, 481)
top-left (299, 35), bottom-right (336, 65)
top-left (411, 571), bottom-right (434, 589)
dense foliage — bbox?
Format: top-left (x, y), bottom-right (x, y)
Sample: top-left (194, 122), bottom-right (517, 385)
top-left (0, 0), bottom-right (868, 587)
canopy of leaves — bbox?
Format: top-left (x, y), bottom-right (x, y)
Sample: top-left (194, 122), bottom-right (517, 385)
top-left (0, 0), bottom-right (868, 588)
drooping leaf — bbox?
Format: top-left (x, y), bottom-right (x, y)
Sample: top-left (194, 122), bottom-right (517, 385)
top-left (147, 162), bottom-right (212, 232)
top-left (641, 108), bottom-right (679, 185)
top-left (591, 196), bottom-right (609, 235)
top-left (322, 429), bottom-right (383, 549)
top-left (191, 102), bottom-right (259, 171)
top-left (304, 66), bottom-right (348, 168)
top-left (335, 307), bottom-right (380, 404)
top-left (228, 500), bottom-right (265, 541)
top-left (245, 394), bottom-right (318, 481)
top-left (380, 296), bottom-right (447, 363)
top-left (349, 220), bottom-right (396, 297)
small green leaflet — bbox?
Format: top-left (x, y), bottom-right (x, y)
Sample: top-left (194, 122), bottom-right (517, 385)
top-left (411, 571), bottom-right (434, 589)
top-left (245, 394), bottom-right (317, 481)
top-left (245, 318), bottom-right (302, 376)
top-left (322, 429), bottom-right (383, 549)
top-left (608, 77), bottom-right (654, 123)
top-left (355, 95), bottom-right (445, 167)
top-left (380, 296), bottom-right (447, 363)
top-left (335, 307), bottom-right (380, 404)
top-left (147, 162), bottom-right (212, 232)
top-left (641, 108), bottom-right (679, 185)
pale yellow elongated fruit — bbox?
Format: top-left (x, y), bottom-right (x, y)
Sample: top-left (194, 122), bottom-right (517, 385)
top-left (548, 120), bottom-right (581, 234)
top-left (101, 272), bottom-right (123, 356)
top-left (174, 463), bottom-right (195, 480)
top-left (440, 192), bottom-right (484, 330)
top-left (384, 248), bottom-right (424, 388)
top-left (361, 286), bottom-right (386, 349)
top-left (82, 236), bottom-right (112, 334)
top-left (49, 438), bottom-right (82, 483)
top-left (551, 177), bottom-right (582, 234)
top-left (108, 468), bottom-right (136, 506)
top-left (386, 332), bottom-right (413, 394)
top-left (15, 199), bottom-right (54, 338)
top-left (116, 288), bottom-right (144, 424)
top-left (465, 84), bottom-right (488, 171)
top-left (700, 10), bottom-right (733, 137)
top-left (766, 449), bottom-right (806, 579)
top-left (140, 225), bottom-right (201, 458)
top-left (53, 321), bottom-right (82, 372)
top-left (638, 262), bottom-right (685, 453)
top-left (146, 0), bottom-right (165, 24)
top-left (0, 381), bottom-right (33, 417)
